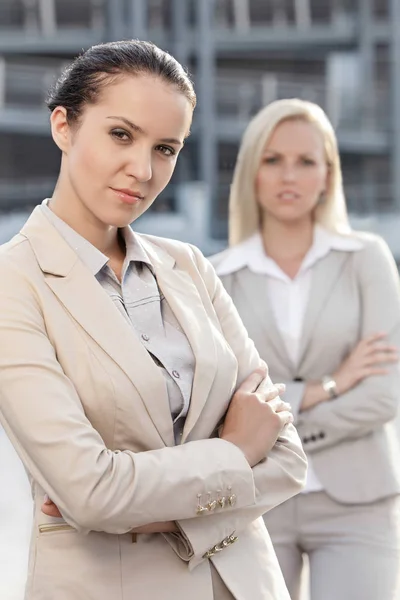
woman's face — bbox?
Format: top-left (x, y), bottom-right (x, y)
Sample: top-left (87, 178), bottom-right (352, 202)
top-left (52, 74), bottom-right (193, 228)
top-left (255, 118), bottom-right (329, 225)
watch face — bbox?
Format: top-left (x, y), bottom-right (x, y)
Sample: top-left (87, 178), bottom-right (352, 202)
top-left (322, 378), bottom-right (337, 398)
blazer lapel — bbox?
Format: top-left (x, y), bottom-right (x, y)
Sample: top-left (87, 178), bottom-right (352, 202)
top-left (21, 208), bottom-right (175, 447)
top-left (236, 268), bottom-right (295, 370)
top-left (140, 239), bottom-right (218, 443)
top-left (297, 251), bottom-right (350, 365)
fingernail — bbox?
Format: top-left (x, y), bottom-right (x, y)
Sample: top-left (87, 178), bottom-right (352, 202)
top-left (44, 494), bottom-right (49, 503)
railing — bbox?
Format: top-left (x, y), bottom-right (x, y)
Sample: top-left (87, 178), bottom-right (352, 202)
top-left (345, 182), bottom-right (394, 214)
top-left (373, 0), bottom-right (389, 20)
top-left (0, 60), bottom-right (67, 110)
top-left (0, 58), bottom-right (390, 135)
top-left (0, 0), bottom-right (107, 34)
top-left (0, 177), bottom-right (56, 206)
top-left (213, 0), bottom-right (358, 30)
top-left (215, 72), bottom-right (390, 133)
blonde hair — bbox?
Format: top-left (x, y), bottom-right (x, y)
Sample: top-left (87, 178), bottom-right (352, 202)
top-left (228, 98), bottom-right (351, 246)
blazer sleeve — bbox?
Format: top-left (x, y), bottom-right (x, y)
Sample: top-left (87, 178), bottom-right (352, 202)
top-left (166, 246), bottom-right (307, 568)
top-left (296, 236), bottom-right (400, 453)
top-left (0, 254), bottom-right (265, 535)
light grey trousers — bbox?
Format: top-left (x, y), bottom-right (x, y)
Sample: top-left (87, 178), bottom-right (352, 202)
top-left (263, 491), bottom-right (400, 600)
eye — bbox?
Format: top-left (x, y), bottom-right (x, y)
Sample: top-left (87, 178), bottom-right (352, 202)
top-left (156, 145), bottom-right (176, 157)
top-left (262, 156), bottom-right (279, 164)
top-left (301, 157), bottom-right (315, 166)
top-left (110, 129), bottom-right (131, 142)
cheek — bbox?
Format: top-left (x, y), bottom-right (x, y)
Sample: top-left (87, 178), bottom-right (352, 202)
top-left (70, 137), bottom-right (114, 182)
top-left (255, 170), bottom-right (266, 194)
top-left (255, 168), bottom-right (276, 199)
top-left (152, 158), bottom-right (176, 190)
top-left (302, 167), bottom-right (327, 193)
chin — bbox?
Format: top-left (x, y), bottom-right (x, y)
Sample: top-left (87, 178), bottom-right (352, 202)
top-left (108, 214), bottom-right (139, 228)
top-left (274, 209), bottom-right (304, 221)
top-left (99, 205), bottom-right (145, 228)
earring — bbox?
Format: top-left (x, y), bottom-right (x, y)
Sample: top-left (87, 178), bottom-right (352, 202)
top-left (319, 191), bottom-right (327, 204)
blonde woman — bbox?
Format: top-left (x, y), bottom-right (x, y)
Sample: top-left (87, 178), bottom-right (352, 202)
top-left (211, 98), bottom-right (400, 600)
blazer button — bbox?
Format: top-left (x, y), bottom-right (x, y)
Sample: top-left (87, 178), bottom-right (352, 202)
top-left (141, 333), bottom-right (150, 342)
top-left (228, 534), bottom-right (238, 544)
top-left (310, 435), bottom-right (317, 442)
top-left (172, 370), bottom-right (180, 379)
top-left (302, 437), bottom-right (309, 444)
top-left (319, 431), bottom-right (326, 439)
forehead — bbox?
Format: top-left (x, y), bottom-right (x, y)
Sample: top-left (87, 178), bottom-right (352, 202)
top-left (81, 74), bottom-right (193, 139)
top-left (265, 118), bottom-right (325, 155)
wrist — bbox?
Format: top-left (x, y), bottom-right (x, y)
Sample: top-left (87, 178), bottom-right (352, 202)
top-left (220, 434), bottom-right (252, 466)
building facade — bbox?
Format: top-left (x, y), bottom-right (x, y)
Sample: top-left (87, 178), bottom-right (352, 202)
top-left (0, 0), bottom-right (399, 255)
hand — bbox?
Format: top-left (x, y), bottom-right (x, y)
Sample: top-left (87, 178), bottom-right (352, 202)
top-left (42, 494), bottom-right (62, 518)
top-left (41, 496), bottom-right (178, 533)
top-left (333, 332), bottom-right (399, 395)
top-left (220, 365), bottom-right (293, 468)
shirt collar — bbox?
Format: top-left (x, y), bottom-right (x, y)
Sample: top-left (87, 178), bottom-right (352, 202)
top-left (41, 199), bottom-right (152, 276)
top-left (215, 224), bottom-right (364, 280)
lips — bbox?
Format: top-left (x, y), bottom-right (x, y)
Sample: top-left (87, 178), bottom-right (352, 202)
top-left (278, 191), bottom-right (300, 201)
top-left (111, 187), bottom-right (144, 205)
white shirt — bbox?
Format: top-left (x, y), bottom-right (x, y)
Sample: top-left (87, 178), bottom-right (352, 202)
top-left (216, 225), bottom-right (363, 493)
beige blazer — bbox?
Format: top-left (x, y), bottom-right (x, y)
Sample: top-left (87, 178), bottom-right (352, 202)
top-left (212, 232), bottom-right (400, 505)
top-left (0, 206), bottom-right (306, 600)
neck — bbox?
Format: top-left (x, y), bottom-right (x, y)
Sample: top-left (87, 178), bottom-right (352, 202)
top-left (49, 178), bottom-right (121, 258)
top-left (260, 215), bottom-right (314, 263)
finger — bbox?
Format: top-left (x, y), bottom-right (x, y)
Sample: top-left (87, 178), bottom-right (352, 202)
top-left (363, 332), bottom-right (387, 345)
top-left (41, 503), bottom-right (62, 518)
top-left (268, 398), bottom-right (292, 413)
top-left (364, 353), bottom-right (399, 366)
top-left (361, 367), bottom-right (390, 378)
top-left (43, 494), bottom-right (52, 505)
top-left (256, 377), bottom-right (285, 395)
top-left (258, 387), bottom-right (279, 403)
top-left (365, 343), bottom-right (398, 355)
top-left (257, 384), bottom-right (285, 403)
top-left (277, 410), bottom-right (294, 428)
top-left (237, 365), bottom-right (268, 394)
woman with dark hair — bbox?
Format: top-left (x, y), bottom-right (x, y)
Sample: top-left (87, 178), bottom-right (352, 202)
top-left (0, 41), bottom-right (306, 600)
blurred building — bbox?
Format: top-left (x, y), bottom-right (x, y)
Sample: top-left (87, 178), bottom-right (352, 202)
top-left (0, 0), bottom-right (400, 255)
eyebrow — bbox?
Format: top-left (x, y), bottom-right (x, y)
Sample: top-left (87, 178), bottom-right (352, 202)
top-left (264, 149), bottom-right (315, 157)
top-left (106, 116), bottom-right (184, 146)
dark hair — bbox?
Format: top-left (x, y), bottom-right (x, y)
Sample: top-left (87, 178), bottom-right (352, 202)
top-left (47, 39), bottom-right (196, 123)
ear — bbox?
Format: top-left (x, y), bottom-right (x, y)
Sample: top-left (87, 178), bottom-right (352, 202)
top-left (50, 106), bottom-right (71, 153)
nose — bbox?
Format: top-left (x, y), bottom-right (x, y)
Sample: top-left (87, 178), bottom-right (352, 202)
top-left (281, 163), bottom-right (296, 183)
top-left (126, 148), bottom-right (152, 183)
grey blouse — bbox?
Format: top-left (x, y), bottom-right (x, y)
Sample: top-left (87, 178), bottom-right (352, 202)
top-left (41, 201), bottom-right (195, 443)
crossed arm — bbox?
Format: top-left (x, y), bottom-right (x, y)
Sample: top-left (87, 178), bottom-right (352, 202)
top-left (0, 249), bottom-right (306, 565)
